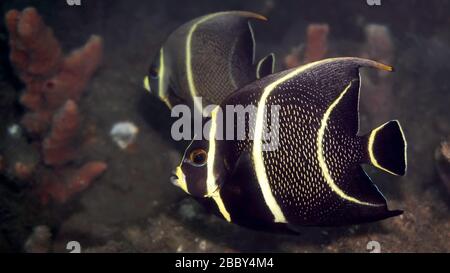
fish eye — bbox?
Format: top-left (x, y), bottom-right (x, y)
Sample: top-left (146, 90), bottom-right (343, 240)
top-left (149, 64), bottom-right (159, 79)
top-left (189, 149), bottom-right (207, 167)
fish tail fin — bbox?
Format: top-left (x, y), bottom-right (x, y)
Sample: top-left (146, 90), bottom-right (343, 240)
top-left (361, 120), bottom-right (407, 176)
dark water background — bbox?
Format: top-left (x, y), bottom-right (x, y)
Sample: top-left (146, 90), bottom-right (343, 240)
top-left (0, 0), bottom-right (449, 252)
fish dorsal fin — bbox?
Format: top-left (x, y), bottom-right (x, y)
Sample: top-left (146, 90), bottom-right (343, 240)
top-left (296, 58), bottom-right (392, 104)
top-left (328, 78), bottom-right (361, 135)
top-left (256, 53), bottom-right (275, 79)
top-left (268, 58), bottom-right (393, 135)
top-left (230, 151), bottom-right (256, 182)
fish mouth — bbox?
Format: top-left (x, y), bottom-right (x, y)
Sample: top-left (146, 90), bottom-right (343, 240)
top-left (170, 167), bottom-right (189, 194)
top-left (170, 171), bottom-right (178, 186)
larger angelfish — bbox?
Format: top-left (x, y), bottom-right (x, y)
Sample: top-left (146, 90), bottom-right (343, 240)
top-left (144, 11), bottom-right (275, 112)
top-left (171, 57), bottom-right (407, 230)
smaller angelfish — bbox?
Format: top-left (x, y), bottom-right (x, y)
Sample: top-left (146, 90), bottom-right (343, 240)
top-left (143, 11), bottom-right (275, 113)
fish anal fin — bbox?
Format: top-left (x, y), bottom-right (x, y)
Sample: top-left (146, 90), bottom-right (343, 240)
top-left (343, 166), bottom-right (388, 206)
top-left (326, 205), bottom-right (403, 226)
top-left (323, 166), bottom-right (402, 225)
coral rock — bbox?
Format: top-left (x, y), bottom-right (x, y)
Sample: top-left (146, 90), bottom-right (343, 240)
top-left (283, 23), bottom-right (329, 69)
top-left (24, 225), bottom-right (52, 253)
top-left (6, 7), bottom-right (103, 134)
top-left (14, 161), bottom-right (35, 181)
top-left (66, 161), bottom-right (107, 196)
top-left (5, 7), bottom-right (62, 81)
top-left (38, 162), bottom-right (107, 204)
top-left (19, 81), bottom-right (46, 111)
top-left (5, 7), bottom-right (105, 206)
top-left (20, 110), bottom-right (53, 136)
top-left (43, 100), bottom-right (80, 166)
top-left (360, 24), bottom-right (395, 122)
top-left (304, 24), bottom-right (329, 64)
top-left (436, 139), bottom-right (450, 194)
top-left (43, 35), bottom-right (103, 110)
top-left (364, 24), bottom-right (394, 72)
top-left (283, 46), bottom-right (302, 70)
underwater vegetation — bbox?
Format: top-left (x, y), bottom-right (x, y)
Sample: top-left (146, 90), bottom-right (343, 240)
top-left (1, 7), bottom-right (106, 205)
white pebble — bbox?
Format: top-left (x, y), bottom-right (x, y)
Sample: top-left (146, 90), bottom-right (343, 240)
top-left (199, 240), bottom-right (207, 251)
top-left (8, 124), bottom-right (21, 138)
top-left (110, 121), bottom-right (139, 149)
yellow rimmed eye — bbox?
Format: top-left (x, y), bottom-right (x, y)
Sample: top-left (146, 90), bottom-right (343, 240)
top-left (189, 149), bottom-right (207, 166)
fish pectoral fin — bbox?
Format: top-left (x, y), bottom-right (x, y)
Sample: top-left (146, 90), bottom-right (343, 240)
top-left (230, 152), bottom-right (257, 182)
top-left (256, 53), bottom-right (275, 79)
top-left (361, 120), bottom-right (407, 176)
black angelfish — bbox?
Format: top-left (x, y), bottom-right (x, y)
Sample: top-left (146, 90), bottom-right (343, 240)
top-left (143, 11), bottom-right (275, 113)
top-left (171, 57), bottom-right (407, 230)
